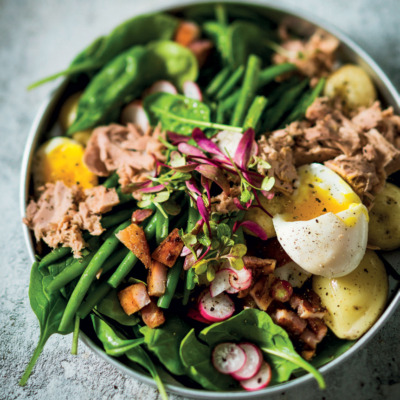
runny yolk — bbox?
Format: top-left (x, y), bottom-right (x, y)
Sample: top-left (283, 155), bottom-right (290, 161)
top-left (284, 183), bottom-right (352, 222)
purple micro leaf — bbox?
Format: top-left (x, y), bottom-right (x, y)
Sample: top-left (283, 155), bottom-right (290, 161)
top-left (252, 189), bottom-right (273, 218)
top-left (178, 142), bottom-right (205, 158)
top-left (140, 183), bottom-right (167, 193)
top-left (186, 179), bottom-right (201, 196)
top-left (236, 220), bottom-right (268, 240)
top-left (192, 128), bottom-right (226, 157)
top-left (196, 195), bottom-right (211, 233)
top-left (234, 128), bottom-right (255, 169)
top-left (195, 164), bottom-right (230, 194)
top-left (233, 197), bottom-right (249, 211)
top-left (167, 131), bottom-right (190, 144)
top-left (201, 175), bottom-right (211, 201)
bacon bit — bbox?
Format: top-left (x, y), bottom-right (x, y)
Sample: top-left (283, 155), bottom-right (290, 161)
top-left (152, 228), bottom-right (184, 267)
top-left (270, 309), bottom-right (307, 336)
top-left (243, 256), bottom-right (276, 274)
top-left (147, 259), bottom-right (168, 297)
top-left (290, 291), bottom-right (326, 319)
top-left (174, 21), bottom-right (200, 47)
top-left (116, 223), bottom-right (151, 268)
top-left (249, 275), bottom-right (276, 311)
top-left (118, 283), bottom-right (151, 316)
top-left (141, 300), bottom-right (166, 328)
top-left (132, 208), bottom-right (154, 224)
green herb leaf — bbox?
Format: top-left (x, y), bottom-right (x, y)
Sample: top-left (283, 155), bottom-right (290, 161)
top-left (261, 176), bottom-right (275, 191)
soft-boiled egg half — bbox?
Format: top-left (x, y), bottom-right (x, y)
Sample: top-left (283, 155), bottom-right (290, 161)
top-left (273, 163), bottom-right (369, 278)
top-left (32, 137), bottom-right (98, 189)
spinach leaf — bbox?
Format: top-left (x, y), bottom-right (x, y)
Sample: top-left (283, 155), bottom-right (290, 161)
top-left (91, 314), bottom-right (144, 356)
top-left (68, 41), bottom-right (198, 135)
top-left (203, 21), bottom-right (231, 65)
top-left (144, 92), bottom-right (211, 135)
top-left (19, 262), bottom-right (72, 386)
top-left (29, 13), bottom-right (179, 89)
top-left (179, 329), bottom-right (236, 391)
top-left (140, 316), bottom-right (190, 375)
top-left (96, 290), bottom-right (139, 326)
top-left (199, 309), bottom-right (325, 388)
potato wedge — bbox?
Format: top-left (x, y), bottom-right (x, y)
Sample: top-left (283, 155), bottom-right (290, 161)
top-left (313, 250), bottom-right (388, 340)
top-left (368, 182), bottom-right (400, 250)
top-left (152, 228), bottom-right (184, 267)
top-left (324, 64), bottom-right (376, 109)
top-left (244, 193), bottom-right (290, 239)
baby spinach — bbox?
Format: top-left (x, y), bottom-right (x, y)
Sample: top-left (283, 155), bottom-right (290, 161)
top-left (199, 309), bottom-right (325, 388)
top-left (19, 262), bottom-right (72, 386)
top-left (144, 92), bottom-right (211, 135)
top-left (179, 329), bottom-right (236, 391)
top-left (91, 314), bottom-right (144, 356)
top-left (96, 290), bottom-right (139, 326)
top-left (68, 41), bottom-right (198, 134)
top-left (140, 316), bottom-right (190, 375)
top-left (29, 13), bottom-right (179, 89)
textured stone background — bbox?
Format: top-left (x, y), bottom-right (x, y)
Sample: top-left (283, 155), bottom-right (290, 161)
top-left (1, 0), bottom-right (399, 399)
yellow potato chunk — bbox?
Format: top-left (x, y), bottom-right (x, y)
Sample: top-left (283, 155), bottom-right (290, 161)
top-left (368, 183), bottom-right (400, 250)
top-left (313, 250), bottom-right (388, 340)
top-left (244, 192), bottom-right (290, 238)
top-left (324, 64), bottom-right (377, 109)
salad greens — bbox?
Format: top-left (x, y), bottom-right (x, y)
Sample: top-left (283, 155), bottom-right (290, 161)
top-left (21, 2), bottom-right (358, 397)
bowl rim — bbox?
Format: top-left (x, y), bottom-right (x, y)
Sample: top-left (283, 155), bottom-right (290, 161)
top-left (20, 0), bottom-right (400, 398)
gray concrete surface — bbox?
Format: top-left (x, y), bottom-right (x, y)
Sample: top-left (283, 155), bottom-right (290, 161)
top-left (1, 0), bottom-right (399, 399)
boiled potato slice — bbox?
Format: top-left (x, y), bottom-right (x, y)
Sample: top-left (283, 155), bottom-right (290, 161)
top-left (324, 64), bottom-right (376, 109)
top-left (59, 91), bottom-right (82, 130)
top-left (313, 250), bottom-right (388, 340)
top-left (244, 193), bottom-right (290, 238)
top-left (368, 182), bottom-right (400, 250)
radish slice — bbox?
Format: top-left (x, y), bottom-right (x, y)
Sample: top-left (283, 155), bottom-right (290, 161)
top-left (240, 362), bottom-right (272, 391)
top-left (226, 285), bottom-right (239, 294)
top-left (231, 343), bottom-right (262, 380)
top-left (120, 100), bottom-right (149, 133)
top-left (229, 267), bottom-right (252, 290)
top-left (183, 81), bottom-right (203, 101)
top-left (210, 268), bottom-right (238, 298)
top-left (146, 80), bottom-right (177, 96)
top-left (187, 308), bottom-right (211, 324)
top-left (199, 291), bottom-right (235, 322)
top-left (212, 343), bottom-right (246, 374)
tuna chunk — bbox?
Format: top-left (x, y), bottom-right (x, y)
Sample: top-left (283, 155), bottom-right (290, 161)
top-left (83, 123), bottom-right (166, 192)
top-left (24, 181), bottom-right (119, 257)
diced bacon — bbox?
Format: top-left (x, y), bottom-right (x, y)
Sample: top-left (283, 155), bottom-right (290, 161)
top-left (147, 259), bottom-right (168, 297)
top-left (243, 256), bottom-right (276, 274)
top-left (289, 291), bottom-right (326, 319)
top-left (152, 228), bottom-right (184, 267)
top-left (118, 283), bottom-right (151, 316)
top-left (116, 223), bottom-right (151, 268)
top-left (270, 309), bottom-right (307, 336)
top-left (249, 275), bottom-right (275, 311)
top-left (174, 21), bottom-right (201, 46)
top-left (131, 208), bottom-right (154, 224)
top-left (141, 300), bottom-right (166, 328)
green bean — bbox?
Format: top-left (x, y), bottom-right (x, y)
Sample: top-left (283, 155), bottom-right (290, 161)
top-left (257, 63), bottom-right (296, 88)
top-left (116, 187), bottom-right (135, 205)
top-left (243, 95), bottom-right (268, 131)
top-left (205, 66), bottom-right (231, 97)
top-left (281, 78), bottom-right (326, 127)
top-left (58, 220), bottom-right (131, 332)
top-left (47, 256), bottom-right (74, 277)
top-left (263, 78), bottom-right (309, 131)
top-left (155, 209), bottom-right (169, 245)
top-left (215, 3), bottom-right (228, 26)
top-left (39, 247), bottom-right (71, 270)
top-left (231, 54), bottom-right (261, 126)
top-left (216, 102), bottom-right (225, 124)
top-left (102, 172), bottom-right (119, 189)
top-left (220, 90), bottom-right (241, 112)
top-left (77, 282), bottom-right (111, 320)
top-left (107, 213), bottom-right (158, 288)
top-left (71, 316), bottom-right (80, 355)
top-left (215, 66), bottom-right (244, 100)
top-left (157, 259), bottom-right (183, 309)
top-left (101, 209), bottom-right (134, 229)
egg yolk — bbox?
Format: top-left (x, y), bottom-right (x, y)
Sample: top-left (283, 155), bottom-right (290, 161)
top-left (284, 173), bottom-right (360, 222)
top-left (40, 142), bottom-right (98, 189)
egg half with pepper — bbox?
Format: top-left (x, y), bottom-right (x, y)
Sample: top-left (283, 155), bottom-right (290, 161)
top-left (273, 163), bottom-right (369, 278)
top-left (32, 137), bottom-right (98, 189)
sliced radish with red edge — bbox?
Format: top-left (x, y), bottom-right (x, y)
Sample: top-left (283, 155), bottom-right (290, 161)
top-left (146, 80), bottom-right (177, 96)
top-left (187, 308), bottom-right (211, 324)
top-left (229, 267), bottom-right (252, 290)
top-left (210, 268), bottom-right (238, 298)
top-left (120, 100), bottom-right (149, 133)
top-left (231, 343), bottom-right (262, 380)
top-left (212, 343), bottom-right (246, 374)
top-left (183, 81), bottom-right (202, 101)
top-left (198, 291), bottom-right (234, 322)
top-left (240, 361), bottom-right (272, 391)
